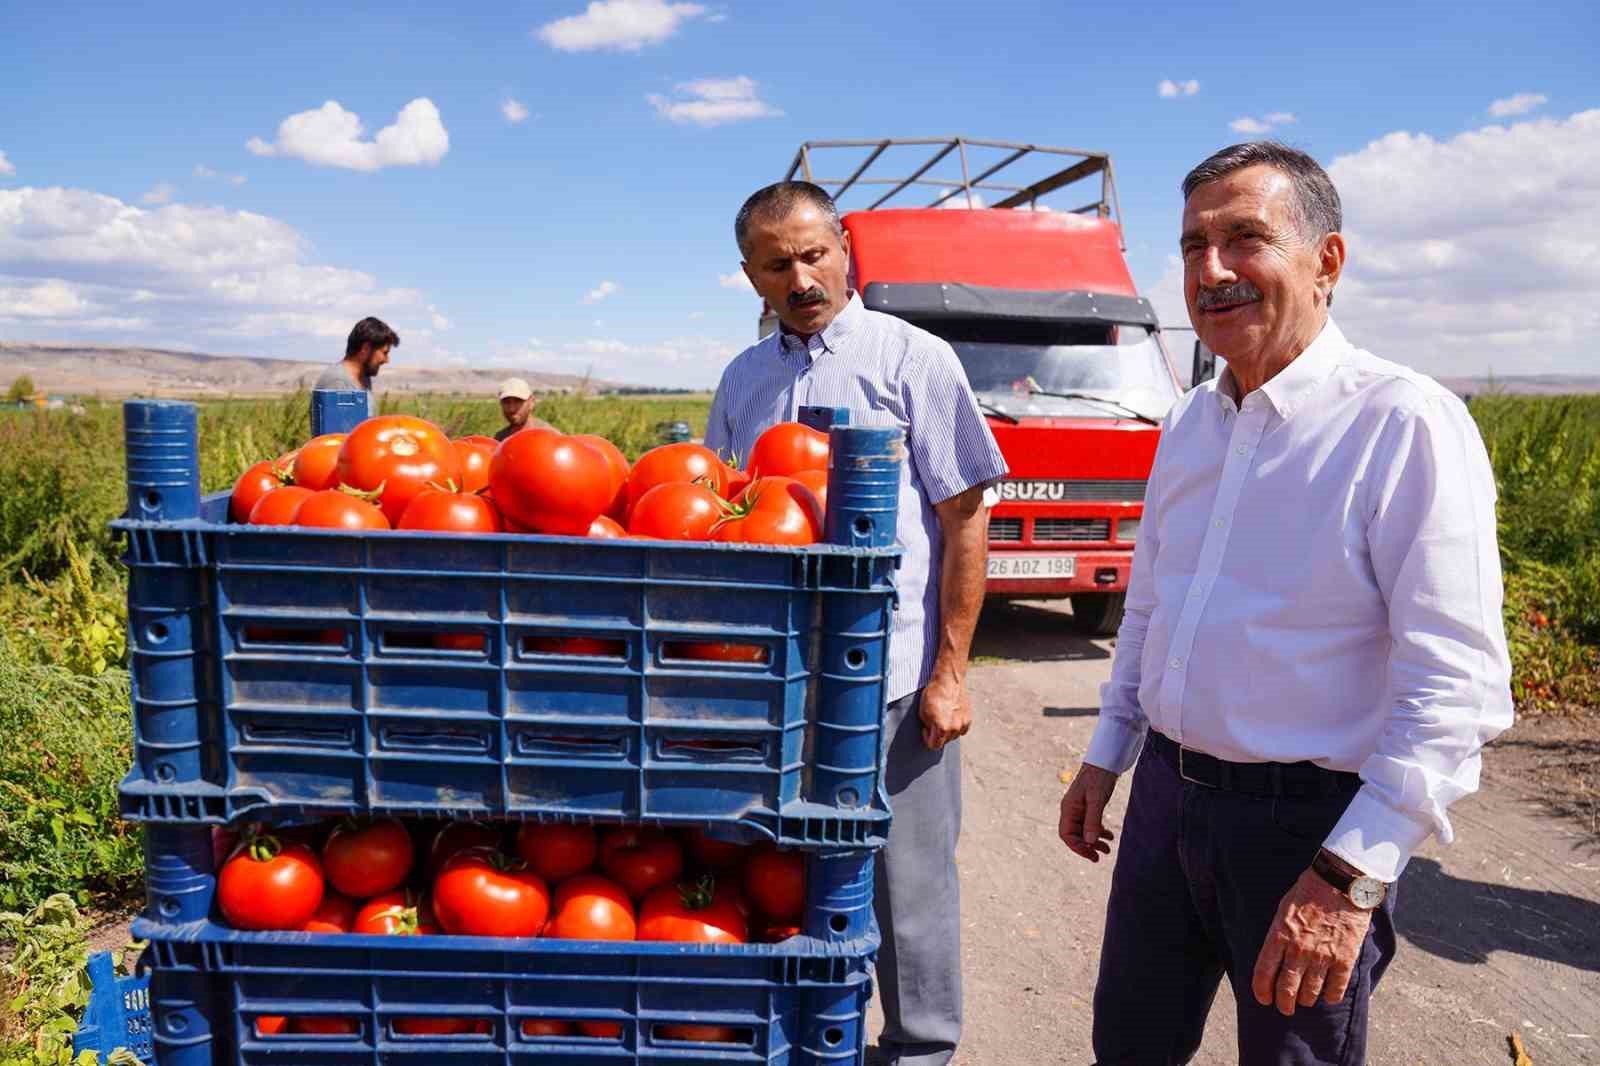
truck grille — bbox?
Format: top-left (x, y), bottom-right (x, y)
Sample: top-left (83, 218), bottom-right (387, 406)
top-left (1033, 518), bottom-right (1111, 542)
top-left (994, 479), bottom-right (1149, 503)
top-left (988, 517), bottom-right (1023, 542)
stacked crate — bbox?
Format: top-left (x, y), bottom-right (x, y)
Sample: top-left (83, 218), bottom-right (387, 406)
top-left (75, 397), bottom-right (904, 1065)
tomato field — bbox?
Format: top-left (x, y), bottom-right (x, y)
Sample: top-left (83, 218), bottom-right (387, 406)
top-left (1, 388), bottom-right (1597, 1064)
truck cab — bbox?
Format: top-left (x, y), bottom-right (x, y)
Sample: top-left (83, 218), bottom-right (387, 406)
top-left (765, 138), bottom-right (1182, 633)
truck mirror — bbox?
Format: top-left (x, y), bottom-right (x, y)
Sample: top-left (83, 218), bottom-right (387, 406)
top-left (1191, 340), bottom-right (1218, 387)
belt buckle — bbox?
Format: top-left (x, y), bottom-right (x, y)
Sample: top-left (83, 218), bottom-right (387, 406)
top-left (1178, 746), bottom-right (1213, 788)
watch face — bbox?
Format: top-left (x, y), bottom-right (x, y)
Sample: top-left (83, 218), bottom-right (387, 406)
top-left (1350, 877), bottom-right (1385, 909)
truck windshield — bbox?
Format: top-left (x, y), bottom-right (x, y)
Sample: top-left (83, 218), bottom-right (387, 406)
top-left (910, 318), bottom-right (1179, 421)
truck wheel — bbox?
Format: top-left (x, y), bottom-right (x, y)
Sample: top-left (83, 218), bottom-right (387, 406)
top-left (1069, 593), bottom-right (1126, 636)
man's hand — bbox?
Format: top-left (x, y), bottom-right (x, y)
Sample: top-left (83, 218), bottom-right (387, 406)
top-left (1251, 868), bottom-right (1373, 1015)
top-left (1058, 764), bottom-right (1119, 861)
top-left (919, 671), bottom-right (971, 750)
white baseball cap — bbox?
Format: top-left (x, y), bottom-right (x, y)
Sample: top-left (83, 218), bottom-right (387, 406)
top-left (498, 377), bottom-right (533, 401)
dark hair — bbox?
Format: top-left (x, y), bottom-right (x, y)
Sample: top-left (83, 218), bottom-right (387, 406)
top-left (1181, 141), bottom-right (1342, 241)
top-left (735, 181), bottom-right (844, 258)
top-left (345, 316), bottom-right (399, 358)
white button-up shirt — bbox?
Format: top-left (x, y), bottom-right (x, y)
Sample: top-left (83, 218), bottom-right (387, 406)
top-left (1084, 318), bottom-right (1513, 882)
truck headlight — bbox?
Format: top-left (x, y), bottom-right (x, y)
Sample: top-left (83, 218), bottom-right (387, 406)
top-left (1116, 518), bottom-right (1141, 542)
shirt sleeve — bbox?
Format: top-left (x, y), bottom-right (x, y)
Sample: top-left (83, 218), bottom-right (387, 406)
top-left (902, 339), bottom-right (1009, 505)
top-left (1323, 394), bottom-right (1514, 882)
top-left (1083, 422), bottom-right (1166, 773)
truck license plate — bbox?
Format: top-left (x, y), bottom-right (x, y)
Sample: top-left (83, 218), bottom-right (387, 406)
top-left (987, 554), bottom-right (1077, 580)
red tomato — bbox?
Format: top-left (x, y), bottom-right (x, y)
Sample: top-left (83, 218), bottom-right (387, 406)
top-left (248, 485), bottom-right (314, 526)
top-left (588, 514), bottom-right (627, 539)
top-left (489, 428), bottom-right (614, 535)
top-left (301, 893), bottom-right (357, 934)
top-left (758, 920), bottom-right (801, 943)
top-left (353, 890), bottom-right (437, 936)
top-left (723, 462), bottom-right (753, 501)
top-left (322, 818), bottom-right (414, 899)
top-left (427, 821), bottom-right (505, 878)
top-left (451, 436), bottom-right (497, 494)
top-left (683, 828), bottom-right (747, 870)
top-left (255, 1016), bottom-right (288, 1036)
top-left (542, 873), bottom-right (637, 941)
top-left (572, 434), bottom-right (630, 520)
top-left (712, 478), bottom-right (821, 546)
top-left (625, 443), bottom-right (727, 518)
top-left (638, 876), bottom-right (748, 945)
top-left (294, 489), bottom-right (391, 531)
top-left (743, 847), bottom-right (805, 923)
top-left (231, 460), bottom-right (289, 523)
top-left (514, 824), bottom-right (598, 883)
top-left (659, 1023), bottom-right (742, 1043)
top-left (793, 468), bottom-right (828, 518)
top-left (578, 1021), bottom-right (623, 1039)
top-left (396, 1016), bottom-right (472, 1035)
top-left (292, 434), bottom-right (347, 492)
top-left (293, 1017), bottom-right (359, 1034)
top-left (432, 847), bottom-right (550, 937)
top-left (598, 828), bottom-right (685, 901)
top-left (747, 423), bottom-right (829, 478)
top-left (217, 833), bottom-right (325, 930)
top-left (628, 482), bottom-right (725, 541)
top-left (525, 635), bottom-right (626, 657)
top-left (335, 415), bottom-right (461, 524)
top-left (522, 1019), bottom-right (575, 1037)
top-left (398, 487), bottom-right (503, 533)
top-left (667, 641), bottom-right (767, 663)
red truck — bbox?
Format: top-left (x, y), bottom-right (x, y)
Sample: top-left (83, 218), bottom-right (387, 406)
top-left (760, 138), bottom-right (1183, 634)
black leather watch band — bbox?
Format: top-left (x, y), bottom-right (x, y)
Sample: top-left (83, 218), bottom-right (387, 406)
top-left (1310, 849), bottom-right (1356, 892)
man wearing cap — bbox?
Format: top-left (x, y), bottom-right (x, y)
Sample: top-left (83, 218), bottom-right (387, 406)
top-left (494, 377), bottom-right (554, 441)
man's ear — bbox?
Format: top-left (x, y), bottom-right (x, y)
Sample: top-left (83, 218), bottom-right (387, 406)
top-left (740, 261), bottom-right (756, 290)
top-left (1317, 231), bottom-right (1346, 304)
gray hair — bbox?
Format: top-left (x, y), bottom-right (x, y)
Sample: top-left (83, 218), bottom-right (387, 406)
top-left (1181, 141), bottom-right (1342, 242)
top-left (735, 181), bottom-right (844, 259)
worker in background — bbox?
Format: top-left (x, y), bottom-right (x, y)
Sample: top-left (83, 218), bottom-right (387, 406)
top-left (317, 317), bottom-right (397, 393)
top-left (495, 377), bottom-right (554, 441)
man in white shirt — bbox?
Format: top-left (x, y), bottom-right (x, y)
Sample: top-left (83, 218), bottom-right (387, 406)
top-left (1057, 142), bottom-right (1512, 1064)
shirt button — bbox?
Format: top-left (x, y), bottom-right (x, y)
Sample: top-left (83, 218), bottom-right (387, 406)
top-left (1235, 445), bottom-right (1247, 455)
top-left (1169, 657), bottom-right (1183, 669)
top-left (1213, 518), bottom-right (1224, 529)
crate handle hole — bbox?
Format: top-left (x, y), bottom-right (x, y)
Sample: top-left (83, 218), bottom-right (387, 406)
top-left (830, 913), bottom-right (850, 934)
top-left (844, 648), bottom-right (867, 670)
top-left (157, 895), bottom-right (181, 919)
top-left (523, 635), bottom-right (627, 658)
top-left (824, 1026), bottom-right (845, 1046)
top-left (852, 516), bottom-right (873, 536)
top-left (835, 786), bottom-right (859, 807)
top-left (146, 622), bottom-right (170, 644)
top-left (154, 762), bottom-right (177, 783)
top-left (661, 641), bottom-right (768, 665)
top-left (162, 1008), bottom-right (190, 1034)
top-left (142, 490), bottom-right (162, 511)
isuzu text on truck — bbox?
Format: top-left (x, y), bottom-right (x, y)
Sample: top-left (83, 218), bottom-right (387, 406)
top-left (759, 138), bottom-right (1182, 634)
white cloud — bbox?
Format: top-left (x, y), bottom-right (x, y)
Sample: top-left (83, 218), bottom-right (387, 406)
top-left (647, 76), bottom-right (781, 126)
top-left (141, 183), bottom-right (177, 205)
top-left (1325, 109), bottom-right (1600, 376)
top-left (936, 190), bottom-right (987, 209)
top-left (429, 306), bottom-right (451, 330)
top-left (1488, 92), bottom-right (1548, 117)
top-left (194, 164), bottom-right (248, 186)
top-left (1158, 79), bottom-right (1199, 98)
top-left (537, 0), bottom-right (707, 52)
top-left (1229, 112), bottom-right (1296, 134)
top-left (0, 150), bottom-right (14, 177)
top-left (582, 279), bottom-right (619, 303)
top-left (192, 164), bottom-right (216, 179)
top-left (227, 173), bottom-right (248, 186)
top-left (246, 98), bottom-right (449, 172)
top-left (718, 270), bottom-right (753, 290)
top-left (0, 185), bottom-right (434, 352)
top-left (501, 98), bottom-right (530, 124)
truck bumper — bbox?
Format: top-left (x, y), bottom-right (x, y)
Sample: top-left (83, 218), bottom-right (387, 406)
top-left (985, 549), bottom-right (1132, 598)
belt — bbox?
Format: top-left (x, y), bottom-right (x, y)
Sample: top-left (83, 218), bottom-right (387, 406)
top-left (1146, 731), bottom-right (1361, 799)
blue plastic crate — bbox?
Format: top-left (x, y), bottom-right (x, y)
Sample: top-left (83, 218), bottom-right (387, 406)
top-left (115, 401), bottom-right (907, 847)
top-left (73, 951), bottom-right (154, 1062)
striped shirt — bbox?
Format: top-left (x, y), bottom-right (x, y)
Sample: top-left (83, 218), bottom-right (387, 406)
top-left (705, 292), bottom-right (1009, 701)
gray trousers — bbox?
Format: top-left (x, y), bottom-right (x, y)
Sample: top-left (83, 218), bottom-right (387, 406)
top-left (873, 689), bottom-right (963, 1066)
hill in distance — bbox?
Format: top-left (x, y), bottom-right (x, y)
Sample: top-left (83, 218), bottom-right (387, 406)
top-left (0, 342), bottom-right (626, 398)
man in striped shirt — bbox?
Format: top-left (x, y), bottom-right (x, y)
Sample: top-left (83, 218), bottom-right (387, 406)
top-left (706, 181), bottom-right (1008, 1066)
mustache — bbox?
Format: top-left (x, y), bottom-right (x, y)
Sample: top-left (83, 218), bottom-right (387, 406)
top-left (1196, 280), bottom-right (1262, 310)
top-left (788, 287), bottom-right (828, 309)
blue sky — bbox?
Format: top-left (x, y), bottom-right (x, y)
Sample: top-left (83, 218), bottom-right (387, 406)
top-left (2, 0), bottom-right (1597, 386)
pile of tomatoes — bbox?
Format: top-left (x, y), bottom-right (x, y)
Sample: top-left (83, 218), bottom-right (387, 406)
top-left (229, 415), bottom-right (832, 548)
top-left (216, 816), bottom-right (805, 1039)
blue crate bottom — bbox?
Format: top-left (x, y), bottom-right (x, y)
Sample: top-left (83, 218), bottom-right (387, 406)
top-left (78, 922), bottom-right (877, 1065)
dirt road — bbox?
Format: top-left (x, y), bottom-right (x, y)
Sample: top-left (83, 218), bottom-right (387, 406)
top-left (872, 599), bottom-right (1600, 1065)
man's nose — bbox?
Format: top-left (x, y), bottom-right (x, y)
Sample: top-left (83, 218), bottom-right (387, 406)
top-left (1196, 246), bottom-right (1233, 288)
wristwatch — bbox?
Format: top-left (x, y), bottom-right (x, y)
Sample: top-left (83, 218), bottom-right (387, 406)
top-left (1311, 849), bottom-right (1387, 910)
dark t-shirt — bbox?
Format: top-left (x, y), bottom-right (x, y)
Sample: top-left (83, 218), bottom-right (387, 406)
top-left (494, 416), bottom-right (554, 442)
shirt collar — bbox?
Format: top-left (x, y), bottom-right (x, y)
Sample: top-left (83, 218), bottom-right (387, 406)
top-left (778, 291), bottom-right (863, 359)
top-left (1215, 316), bottom-right (1349, 420)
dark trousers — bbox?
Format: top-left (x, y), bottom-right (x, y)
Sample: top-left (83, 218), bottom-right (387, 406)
top-left (1093, 739), bottom-right (1398, 1066)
